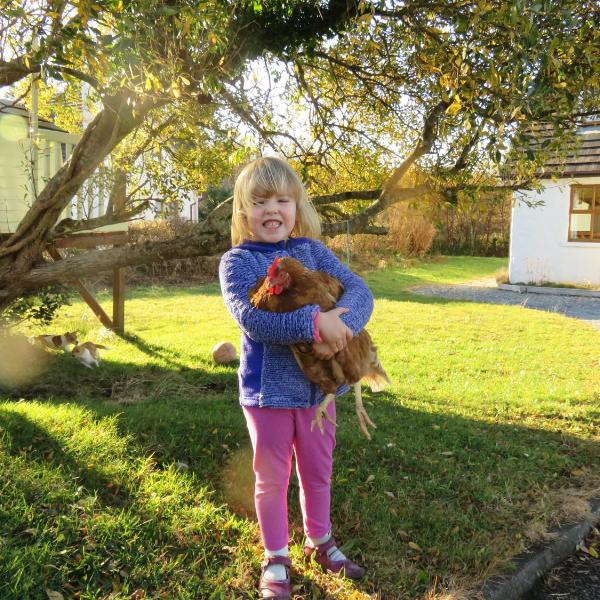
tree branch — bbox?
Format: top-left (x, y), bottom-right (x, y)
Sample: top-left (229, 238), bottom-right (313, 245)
top-left (322, 223), bottom-right (387, 235)
top-left (311, 189), bottom-right (381, 205)
top-left (49, 203), bottom-right (149, 239)
top-left (0, 57), bottom-right (35, 87)
top-left (13, 199), bottom-right (232, 292)
top-left (320, 184), bottom-right (430, 236)
top-left (383, 100), bottom-right (450, 195)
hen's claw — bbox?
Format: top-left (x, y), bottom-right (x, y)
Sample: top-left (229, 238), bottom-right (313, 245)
top-left (310, 393), bottom-right (337, 434)
top-left (354, 382), bottom-right (376, 440)
top-left (356, 404), bottom-right (376, 439)
top-left (310, 405), bottom-right (337, 434)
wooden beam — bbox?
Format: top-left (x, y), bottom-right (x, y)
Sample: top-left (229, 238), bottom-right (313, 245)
top-left (47, 246), bottom-right (114, 330)
top-left (54, 231), bottom-right (129, 249)
top-left (48, 173), bottom-right (129, 333)
top-left (112, 266), bottom-right (125, 334)
top-left (111, 170), bottom-right (127, 334)
top-left (74, 280), bottom-right (114, 330)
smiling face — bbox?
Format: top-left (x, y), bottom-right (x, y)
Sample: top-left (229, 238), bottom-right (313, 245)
top-left (246, 192), bottom-right (297, 243)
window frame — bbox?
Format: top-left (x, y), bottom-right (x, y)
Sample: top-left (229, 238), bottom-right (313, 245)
top-left (568, 185), bottom-right (600, 243)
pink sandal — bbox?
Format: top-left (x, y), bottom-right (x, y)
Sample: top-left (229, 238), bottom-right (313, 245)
top-left (303, 537), bottom-right (365, 580)
top-left (259, 555), bottom-right (292, 599)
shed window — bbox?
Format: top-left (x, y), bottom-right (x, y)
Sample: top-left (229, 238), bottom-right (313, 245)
top-left (569, 185), bottom-right (600, 242)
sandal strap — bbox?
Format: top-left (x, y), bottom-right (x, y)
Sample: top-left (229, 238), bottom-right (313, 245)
top-left (314, 537), bottom-right (337, 556)
top-left (259, 556), bottom-right (292, 599)
top-left (259, 579), bottom-right (291, 597)
top-left (261, 555), bottom-right (292, 569)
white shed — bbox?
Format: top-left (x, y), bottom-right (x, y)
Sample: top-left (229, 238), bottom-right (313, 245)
top-left (509, 122), bottom-right (600, 286)
top-left (0, 98), bottom-right (82, 234)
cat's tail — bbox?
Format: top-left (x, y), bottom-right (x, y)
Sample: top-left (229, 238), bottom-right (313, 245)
top-left (95, 344), bottom-right (110, 350)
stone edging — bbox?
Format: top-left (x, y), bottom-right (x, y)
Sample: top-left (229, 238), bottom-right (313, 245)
top-left (479, 499), bottom-right (600, 600)
top-left (498, 283), bottom-right (600, 298)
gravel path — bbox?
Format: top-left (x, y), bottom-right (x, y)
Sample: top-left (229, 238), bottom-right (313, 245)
top-left (408, 279), bottom-right (600, 331)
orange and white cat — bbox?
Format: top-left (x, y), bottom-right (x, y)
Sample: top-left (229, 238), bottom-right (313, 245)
top-left (32, 331), bottom-right (78, 352)
top-left (72, 341), bottom-right (109, 368)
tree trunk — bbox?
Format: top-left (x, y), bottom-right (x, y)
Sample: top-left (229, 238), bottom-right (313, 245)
top-left (0, 93), bottom-right (163, 307)
top-left (0, 199), bottom-right (232, 308)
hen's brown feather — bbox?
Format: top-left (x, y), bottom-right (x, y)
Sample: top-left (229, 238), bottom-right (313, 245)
top-left (249, 257), bottom-right (389, 395)
top-left (249, 258), bottom-right (341, 313)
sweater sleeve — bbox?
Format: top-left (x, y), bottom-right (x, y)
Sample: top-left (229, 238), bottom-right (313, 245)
top-left (219, 249), bottom-right (318, 344)
top-left (312, 240), bottom-right (374, 335)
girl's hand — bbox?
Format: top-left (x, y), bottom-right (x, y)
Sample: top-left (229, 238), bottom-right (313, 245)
top-left (318, 307), bottom-right (353, 353)
top-left (312, 341), bottom-right (336, 360)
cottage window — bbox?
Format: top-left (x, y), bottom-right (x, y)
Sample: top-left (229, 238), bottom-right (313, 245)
top-left (569, 185), bottom-right (600, 242)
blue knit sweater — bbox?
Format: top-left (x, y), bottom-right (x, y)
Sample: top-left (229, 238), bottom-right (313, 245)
top-left (218, 237), bottom-right (374, 408)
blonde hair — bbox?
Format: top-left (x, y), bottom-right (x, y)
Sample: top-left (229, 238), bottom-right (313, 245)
top-left (231, 156), bottom-right (321, 245)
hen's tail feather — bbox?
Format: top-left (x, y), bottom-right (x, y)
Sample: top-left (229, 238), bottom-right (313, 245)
top-left (362, 361), bottom-right (391, 392)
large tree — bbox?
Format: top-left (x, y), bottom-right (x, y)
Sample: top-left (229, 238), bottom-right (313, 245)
top-left (1, 0), bottom-right (599, 311)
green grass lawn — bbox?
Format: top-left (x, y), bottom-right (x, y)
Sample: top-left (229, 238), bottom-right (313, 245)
top-left (1, 255), bottom-right (599, 599)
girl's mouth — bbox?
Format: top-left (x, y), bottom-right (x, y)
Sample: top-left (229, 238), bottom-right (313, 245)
top-left (263, 220), bottom-right (282, 229)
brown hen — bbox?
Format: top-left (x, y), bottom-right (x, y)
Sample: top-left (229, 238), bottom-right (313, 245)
top-left (249, 256), bottom-right (389, 438)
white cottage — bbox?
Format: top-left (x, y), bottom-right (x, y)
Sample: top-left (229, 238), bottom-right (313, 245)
top-left (509, 122), bottom-right (600, 286)
top-left (0, 98), bottom-right (80, 234)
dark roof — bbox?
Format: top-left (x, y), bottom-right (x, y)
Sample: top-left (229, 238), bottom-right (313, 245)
top-left (529, 121), bottom-right (600, 178)
top-left (0, 98), bottom-right (70, 133)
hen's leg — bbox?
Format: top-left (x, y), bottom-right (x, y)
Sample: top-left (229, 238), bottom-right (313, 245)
top-left (354, 382), bottom-right (376, 439)
top-left (310, 393), bottom-right (336, 434)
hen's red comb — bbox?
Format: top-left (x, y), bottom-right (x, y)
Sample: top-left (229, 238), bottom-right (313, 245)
top-left (267, 257), bottom-right (281, 280)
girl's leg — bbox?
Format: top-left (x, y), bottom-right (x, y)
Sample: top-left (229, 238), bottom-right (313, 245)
top-left (293, 400), bottom-right (336, 540)
top-left (243, 406), bottom-right (295, 552)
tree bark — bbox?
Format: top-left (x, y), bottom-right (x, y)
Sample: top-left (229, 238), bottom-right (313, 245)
top-left (0, 199), bottom-right (232, 303)
top-left (0, 93), bottom-right (165, 305)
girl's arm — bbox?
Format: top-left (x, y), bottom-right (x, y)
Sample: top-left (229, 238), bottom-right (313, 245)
top-left (219, 249), bottom-right (318, 344)
top-left (312, 240), bottom-right (374, 335)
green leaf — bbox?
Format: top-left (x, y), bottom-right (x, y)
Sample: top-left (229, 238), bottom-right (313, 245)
top-left (158, 6), bottom-right (179, 16)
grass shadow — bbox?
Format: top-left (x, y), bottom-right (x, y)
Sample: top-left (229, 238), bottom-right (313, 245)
top-left (2, 365), bottom-right (600, 598)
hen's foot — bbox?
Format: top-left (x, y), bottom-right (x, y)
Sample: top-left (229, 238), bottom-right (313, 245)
top-left (356, 404), bottom-right (376, 439)
top-left (310, 395), bottom-right (336, 434)
top-left (354, 382), bottom-right (376, 439)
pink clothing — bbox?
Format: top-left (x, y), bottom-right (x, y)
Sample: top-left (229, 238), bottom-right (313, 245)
top-left (243, 401), bottom-right (336, 551)
top-left (312, 309), bottom-right (323, 343)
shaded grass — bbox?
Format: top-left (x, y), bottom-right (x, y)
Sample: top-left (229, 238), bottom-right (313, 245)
top-left (1, 255), bottom-right (600, 599)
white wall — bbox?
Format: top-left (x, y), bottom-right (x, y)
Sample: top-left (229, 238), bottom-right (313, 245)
top-left (0, 113), bottom-right (30, 233)
top-left (509, 176), bottom-right (600, 285)
top-left (0, 112), bottom-right (80, 233)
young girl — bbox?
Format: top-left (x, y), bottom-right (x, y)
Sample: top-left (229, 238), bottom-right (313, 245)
top-left (219, 157), bottom-right (373, 599)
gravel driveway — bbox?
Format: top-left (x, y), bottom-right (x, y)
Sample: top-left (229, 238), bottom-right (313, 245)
top-left (409, 279), bottom-right (600, 331)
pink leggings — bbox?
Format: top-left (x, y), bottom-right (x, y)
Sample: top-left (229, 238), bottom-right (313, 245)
top-left (243, 401), bottom-right (336, 552)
